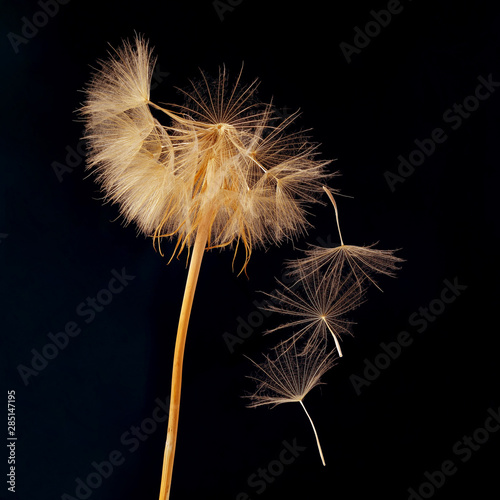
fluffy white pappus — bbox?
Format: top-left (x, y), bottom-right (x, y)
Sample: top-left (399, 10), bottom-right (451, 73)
top-left (245, 335), bottom-right (336, 408)
top-left (82, 35), bottom-right (155, 124)
top-left (81, 36), bottom-right (176, 236)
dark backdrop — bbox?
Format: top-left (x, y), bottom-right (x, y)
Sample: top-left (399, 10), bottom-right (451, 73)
top-left (1, 1), bottom-right (499, 499)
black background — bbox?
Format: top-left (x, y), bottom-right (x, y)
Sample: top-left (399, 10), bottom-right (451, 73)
top-left (1, 1), bottom-right (499, 499)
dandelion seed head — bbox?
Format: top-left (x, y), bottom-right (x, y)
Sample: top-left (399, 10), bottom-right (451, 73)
top-left (80, 36), bottom-right (333, 270)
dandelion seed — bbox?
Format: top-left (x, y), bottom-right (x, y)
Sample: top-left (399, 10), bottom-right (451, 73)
top-left (287, 186), bottom-right (403, 292)
top-left (246, 337), bottom-right (336, 466)
top-left (263, 269), bottom-right (365, 357)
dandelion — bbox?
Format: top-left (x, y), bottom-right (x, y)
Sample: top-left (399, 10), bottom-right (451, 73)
top-left (287, 186), bottom-right (403, 292)
top-left (246, 336), bottom-right (336, 465)
top-left (81, 36), bottom-right (331, 265)
top-left (263, 268), bottom-right (365, 357)
top-left (80, 35), bottom-right (332, 499)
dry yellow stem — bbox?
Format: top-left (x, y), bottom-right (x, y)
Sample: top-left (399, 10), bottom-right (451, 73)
top-left (158, 217), bottom-right (210, 500)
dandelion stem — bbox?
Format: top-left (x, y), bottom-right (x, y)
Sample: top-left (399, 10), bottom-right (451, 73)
top-left (299, 400), bottom-right (326, 466)
top-left (322, 186), bottom-right (344, 246)
top-left (158, 217), bottom-right (210, 500)
top-left (322, 317), bottom-right (343, 357)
